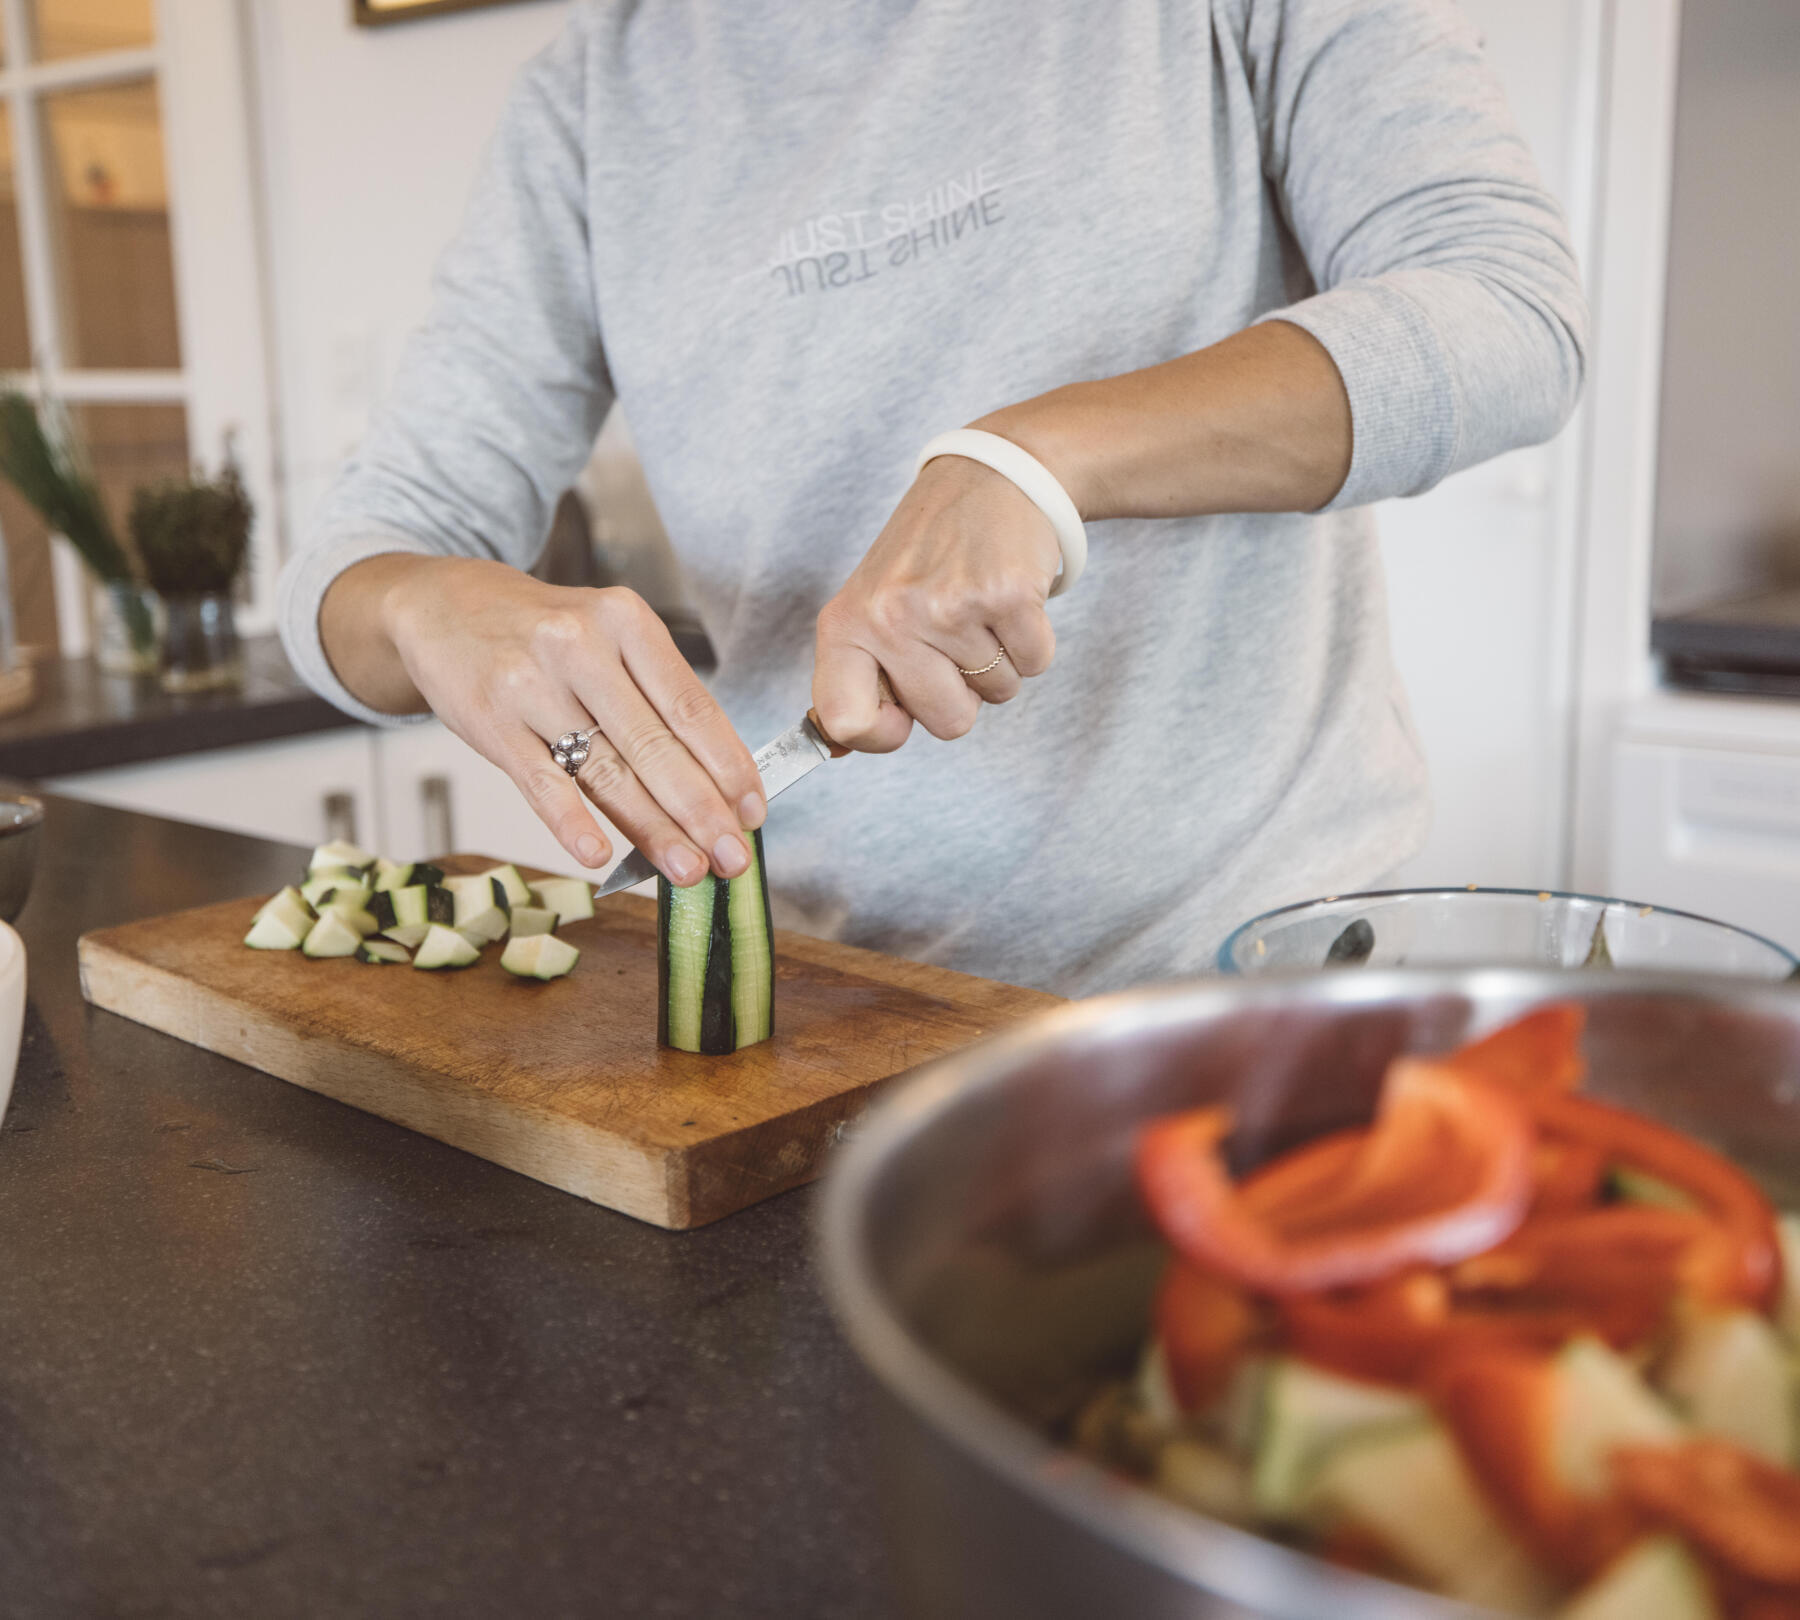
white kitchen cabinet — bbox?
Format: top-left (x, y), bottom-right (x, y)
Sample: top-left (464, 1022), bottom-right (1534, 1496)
top-left (44, 729), bottom-right (380, 851)
top-left (1609, 693), bottom-right (1800, 954)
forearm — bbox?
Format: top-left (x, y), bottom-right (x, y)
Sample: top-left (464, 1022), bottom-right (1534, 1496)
top-left (975, 319), bottom-right (1352, 522)
top-left (319, 553), bottom-right (439, 716)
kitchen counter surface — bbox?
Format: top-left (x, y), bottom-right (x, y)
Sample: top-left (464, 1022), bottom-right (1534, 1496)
top-left (0, 795), bottom-right (892, 1619)
top-left (0, 636), bottom-right (352, 778)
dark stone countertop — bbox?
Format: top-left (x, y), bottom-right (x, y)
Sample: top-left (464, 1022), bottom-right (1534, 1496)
top-left (0, 636), bottom-right (353, 779)
top-left (0, 795), bottom-right (893, 1619)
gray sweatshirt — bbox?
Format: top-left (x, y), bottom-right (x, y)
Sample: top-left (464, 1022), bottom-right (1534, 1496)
top-left (278, 0), bottom-right (1587, 997)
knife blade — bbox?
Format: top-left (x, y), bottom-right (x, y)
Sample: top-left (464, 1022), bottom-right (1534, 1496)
top-left (590, 712), bottom-right (840, 899)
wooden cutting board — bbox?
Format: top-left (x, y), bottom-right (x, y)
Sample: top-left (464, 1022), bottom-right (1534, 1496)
top-left (77, 854), bottom-right (1059, 1229)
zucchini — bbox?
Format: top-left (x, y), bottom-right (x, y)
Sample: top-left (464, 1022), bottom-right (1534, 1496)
top-left (372, 861), bottom-right (444, 894)
top-left (412, 924), bottom-right (479, 971)
top-left (308, 839), bottom-right (374, 875)
top-left (1658, 1308), bottom-right (1795, 1464)
top-left (1559, 1536), bottom-right (1721, 1620)
top-left (1609, 1166), bottom-right (1700, 1211)
top-left (1309, 1420), bottom-right (1558, 1614)
top-left (507, 906), bottom-right (558, 939)
top-left (451, 875), bottom-right (510, 944)
top-left (318, 902), bottom-right (379, 937)
top-left (482, 863), bottom-right (532, 907)
top-left (245, 887), bottom-right (315, 950)
top-left (500, 933), bottom-right (579, 979)
top-left (355, 938), bottom-right (411, 965)
top-left (1552, 1336), bottom-right (1684, 1496)
top-left (300, 875), bottom-right (371, 910)
top-left (1251, 1356), bottom-right (1427, 1522)
top-left (657, 828), bottom-right (773, 1055)
top-left (381, 922), bottom-right (432, 950)
top-left (369, 883), bottom-right (452, 933)
top-left (1152, 1439), bottom-right (1256, 1527)
top-left (301, 911), bottom-right (363, 958)
top-left (528, 876), bottom-right (595, 926)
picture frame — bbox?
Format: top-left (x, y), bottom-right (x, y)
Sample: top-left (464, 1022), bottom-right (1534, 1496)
top-left (352, 0), bottom-right (542, 26)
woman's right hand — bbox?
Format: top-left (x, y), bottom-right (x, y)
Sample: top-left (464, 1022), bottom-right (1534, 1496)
top-left (321, 555), bottom-right (764, 884)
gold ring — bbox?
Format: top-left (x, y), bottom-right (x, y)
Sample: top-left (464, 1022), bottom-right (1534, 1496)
top-left (957, 645), bottom-right (1009, 678)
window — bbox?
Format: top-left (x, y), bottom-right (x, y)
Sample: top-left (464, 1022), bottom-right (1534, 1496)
top-left (0, 0), bottom-right (276, 656)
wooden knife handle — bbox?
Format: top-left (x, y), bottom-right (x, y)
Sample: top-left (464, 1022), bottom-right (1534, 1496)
top-left (807, 671), bottom-right (898, 758)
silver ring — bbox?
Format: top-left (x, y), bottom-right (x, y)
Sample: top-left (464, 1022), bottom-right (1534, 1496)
top-left (550, 726), bottom-right (600, 777)
top-left (956, 645), bottom-right (1009, 678)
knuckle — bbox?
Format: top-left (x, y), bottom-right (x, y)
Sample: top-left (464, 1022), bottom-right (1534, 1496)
top-left (622, 717), bottom-right (680, 769)
top-left (579, 749), bottom-right (632, 801)
top-left (529, 608), bottom-right (586, 657)
top-left (592, 586), bottom-right (650, 634)
top-left (923, 591), bottom-right (964, 634)
top-left (490, 649), bottom-right (539, 697)
top-left (867, 589), bottom-right (913, 641)
top-left (518, 764), bottom-right (570, 811)
top-left (666, 682), bottom-right (718, 733)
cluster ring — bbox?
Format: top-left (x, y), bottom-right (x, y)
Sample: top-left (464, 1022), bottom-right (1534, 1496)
top-left (956, 646), bottom-right (1009, 678)
top-left (551, 725), bottom-right (601, 777)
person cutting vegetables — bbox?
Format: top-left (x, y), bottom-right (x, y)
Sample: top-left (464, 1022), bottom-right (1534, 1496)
top-left (278, 0), bottom-right (1587, 996)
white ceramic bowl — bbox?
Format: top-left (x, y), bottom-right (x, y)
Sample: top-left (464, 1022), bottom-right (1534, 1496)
top-left (0, 920), bottom-right (28, 1125)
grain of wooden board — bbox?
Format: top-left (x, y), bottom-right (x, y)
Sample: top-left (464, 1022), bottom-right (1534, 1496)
top-left (77, 854), bottom-right (1060, 1228)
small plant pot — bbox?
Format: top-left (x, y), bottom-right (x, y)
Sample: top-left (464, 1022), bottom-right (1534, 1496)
top-left (92, 579), bottom-right (164, 677)
top-left (159, 591), bottom-right (242, 693)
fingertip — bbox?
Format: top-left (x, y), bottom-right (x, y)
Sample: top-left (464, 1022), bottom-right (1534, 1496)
top-left (575, 832), bottom-right (609, 869)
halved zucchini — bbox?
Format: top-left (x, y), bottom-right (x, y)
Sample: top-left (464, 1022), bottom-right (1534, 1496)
top-left (500, 933), bottom-right (579, 979)
top-left (658, 828), bottom-right (772, 1055)
top-left (412, 924), bottom-right (479, 970)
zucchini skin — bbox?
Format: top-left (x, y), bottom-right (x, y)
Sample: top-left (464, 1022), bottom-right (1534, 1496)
top-left (657, 828), bottom-right (773, 1056)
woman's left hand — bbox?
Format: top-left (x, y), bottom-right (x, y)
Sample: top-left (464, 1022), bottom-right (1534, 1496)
top-left (812, 453), bottom-right (1062, 751)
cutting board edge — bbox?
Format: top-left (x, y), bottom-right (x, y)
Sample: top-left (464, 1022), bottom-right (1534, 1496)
top-left (77, 932), bottom-right (688, 1228)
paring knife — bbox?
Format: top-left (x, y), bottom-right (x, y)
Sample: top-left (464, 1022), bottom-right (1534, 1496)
top-left (590, 710), bottom-right (846, 899)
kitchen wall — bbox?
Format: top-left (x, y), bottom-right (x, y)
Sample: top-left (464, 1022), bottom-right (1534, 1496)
top-left (249, 0), bottom-right (1599, 893)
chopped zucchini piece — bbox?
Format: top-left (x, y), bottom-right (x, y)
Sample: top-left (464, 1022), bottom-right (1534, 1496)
top-left (507, 906), bottom-right (558, 939)
top-left (308, 839), bottom-right (374, 875)
top-left (355, 938), bottom-right (411, 965)
top-left (1133, 1340), bottom-right (1183, 1431)
top-left (245, 900), bottom-right (311, 950)
top-left (482, 863), bottom-right (532, 907)
top-left (373, 861), bottom-right (444, 893)
top-left (369, 883), bottom-right (452, 933)
top-left (1310, 1420), bottom-right (1559, 1615)
top-left (1659, 1308), bottom-right (1795, 1465)
top-left (301, 911), bottom-right (363, 958)
top-left (1559, 1535), bottom-right (1721, 1620)
top-left (500, 933), bottom-right (579, 980)
top-left (412, 924), bottom-right (479, 971)
top-left (380, 922), bottom-right (432, 950)
top-left (318, 902), bottom-right (379, 938)
top-left (1251, 1356), bottom-right (1427, 1522)
top-left (528, 876), bottom-right (595, 925)
top-left (254, 884), bottom-right (315, 924)
top-left (300, 875), bottom-right (371, 910)
top-left (1553, 1336), bottom-right (1684, 1496)
top-left (1609, 1166), bottom-right (1700, 1211)
top-left (451, 875), bottom-right (510, 944)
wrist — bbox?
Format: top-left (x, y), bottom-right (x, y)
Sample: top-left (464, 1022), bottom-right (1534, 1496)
top-left (970, 386), bottom-right (1109, 521)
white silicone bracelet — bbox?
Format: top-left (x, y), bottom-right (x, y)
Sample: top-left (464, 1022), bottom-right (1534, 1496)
top-left (914, 428), bottom-right (1088, 598)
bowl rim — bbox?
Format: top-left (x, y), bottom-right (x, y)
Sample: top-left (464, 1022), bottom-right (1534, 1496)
top-left (1216, 885), bottom-right (1799, 975)
top-left (819, 968), bottom-right (1800, 1619)
top-left (0, 793), bottom-right (44, 835)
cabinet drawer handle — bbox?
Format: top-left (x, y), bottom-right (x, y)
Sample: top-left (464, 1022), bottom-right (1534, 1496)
top-left (322, 791), bottom-right (357, 845)
top-left (420, 775), bottom-right (454, 854)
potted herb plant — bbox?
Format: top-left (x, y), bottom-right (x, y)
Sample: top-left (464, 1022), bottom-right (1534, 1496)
top-left (0, 390), bottom-right (161, 674)
top-left (130, 458), bottom-right (252, 693)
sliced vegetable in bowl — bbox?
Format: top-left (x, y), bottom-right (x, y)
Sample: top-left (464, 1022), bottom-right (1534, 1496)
top-left (1077, 1004), bottom-right (1800, 1618)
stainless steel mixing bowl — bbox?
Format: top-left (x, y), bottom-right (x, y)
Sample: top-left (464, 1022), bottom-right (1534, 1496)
top-left (819, 970), bottom-right (1800, 1620)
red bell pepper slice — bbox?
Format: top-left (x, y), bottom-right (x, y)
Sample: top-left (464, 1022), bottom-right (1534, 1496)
top-left (1527, 1092), bottom-right (1778, 1308)
top-left (1613, 1440), bottom-right (1800, 1587)
top-left (1135, 1060), bottom-right (1533, 1296)
top-left (1442, 1003), bottom-right (1587, 1095)
top-left (1529, 1136), bottom-right (1609, 1214)
top-left (1154, 1260), bottom-right (1257, 1412)
top-left (1432, 1350), bottom-right (1640, 1581)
